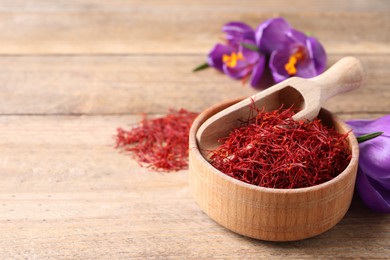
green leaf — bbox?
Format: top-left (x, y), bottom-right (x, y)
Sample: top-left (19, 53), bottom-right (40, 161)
top-left (357, 132), bottom-right (383, 143)
top-left (193, 62), bottom-right (209, 72)
top-left (240, 42), bottom-right (259, 52)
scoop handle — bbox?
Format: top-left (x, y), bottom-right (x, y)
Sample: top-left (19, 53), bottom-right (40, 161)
top-left (310, 57), bottom-right (364, 103)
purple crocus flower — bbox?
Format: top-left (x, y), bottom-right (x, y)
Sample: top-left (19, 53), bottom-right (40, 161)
top-left (255, 17), bottom-right (327, 83)
top-left (207, 22), bottom-right (266, 87)
top-left (347, 115), bottom-right (390, 213)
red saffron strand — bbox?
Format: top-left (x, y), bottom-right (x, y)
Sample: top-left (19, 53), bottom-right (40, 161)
top-left (209, 104), bottom-right (351, 189)
top-left (115, 109), bottom-right (198, 172)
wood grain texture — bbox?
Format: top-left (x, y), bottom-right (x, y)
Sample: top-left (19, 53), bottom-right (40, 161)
top-left (0, 0), bottom-right (389, 258)
top-left (0, 1), bottom-right (387, 54)
top-left (0, 54), bottom-right (388, 115)
top-left (1, 0), bottom-right (389, 13)
top-left (0, 115), bottom-right (388, 258)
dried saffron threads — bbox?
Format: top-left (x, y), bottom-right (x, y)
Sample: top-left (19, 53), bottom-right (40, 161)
top-left (209, 106), bottom-right (351, 189)
top-left (115, 109), bottom-right (198, 172)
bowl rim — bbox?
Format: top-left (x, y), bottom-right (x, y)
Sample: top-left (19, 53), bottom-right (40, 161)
top-left (190, 98), bottom-right (360, 194)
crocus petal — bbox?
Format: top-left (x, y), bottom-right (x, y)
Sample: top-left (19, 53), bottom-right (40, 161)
top-left (287, 31), bottom-right (326, 77)
top-left (295, 59), bottom-right (318, 78)
top-left (255, 17), bottom-right (292, 53)
top-left (268, 48), bottom-right (291, 82)
top-left (358, 138), bottom-right (390, 185)
top-left (357, 169), bottom-right (390, 213)
top-left (207, 44), bottom-right (234, 71)
top-left (307, 37), bottom-right (327, 74)
top-left (240, 39), bottom-right (260, 64)
top-left (346, 115), bottom-right (390, 213)
top-left (347, 115), bottom-right (390, 136)
top-left (286, 29), bottom-right (307, 45)
top-left (223, 21), bottom-right (253, 33)
top-left (223, 59), bottom-right (252, 79)
top-left (223, 22), bottom-right (255, 47)
top-left (346, 115), bottom-right (390, 182)
top-left (250, 55), bottom-right (266, 87)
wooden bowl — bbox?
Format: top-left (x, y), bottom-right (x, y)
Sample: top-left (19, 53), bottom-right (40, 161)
top-left (189, 98), bottom-right (359, 241)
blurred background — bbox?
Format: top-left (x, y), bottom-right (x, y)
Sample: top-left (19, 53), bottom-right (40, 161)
top-left (0, 0), bottom-right (389, 258)
top-left (0, 0), bottom-right (388, 117)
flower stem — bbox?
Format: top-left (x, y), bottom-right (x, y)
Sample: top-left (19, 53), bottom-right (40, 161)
top-left (193, 62), bottom-right (209, 72)
top-left (240, 43), bottom-right (259, 52)
top-left (357, 132), bottom-right (383, 143)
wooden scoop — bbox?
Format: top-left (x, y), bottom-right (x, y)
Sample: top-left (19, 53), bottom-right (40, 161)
top-left (197, 56), bottom-right (364, 152)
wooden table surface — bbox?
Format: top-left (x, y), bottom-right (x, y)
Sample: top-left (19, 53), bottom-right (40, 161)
top-left (0, 0), bottom-right (389, 259)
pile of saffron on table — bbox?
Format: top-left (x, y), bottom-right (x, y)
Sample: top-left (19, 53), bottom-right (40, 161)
top-left (209, 105), bottom-right (351, 189)
top-left (115, 109), bottom-right (198, 172)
